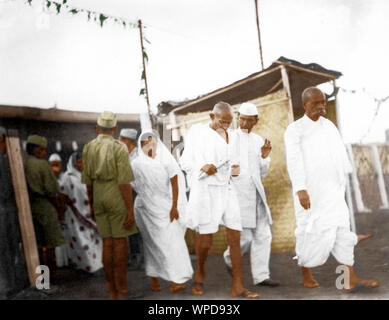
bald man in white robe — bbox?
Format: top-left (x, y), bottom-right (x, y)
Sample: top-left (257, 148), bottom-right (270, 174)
top-left (180, 101), bottom-right (259, 298)
top-left (284, 86), bottom-right (379, 291)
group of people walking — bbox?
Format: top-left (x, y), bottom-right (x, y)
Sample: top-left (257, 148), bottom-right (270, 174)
top-left (22, 86), bottom-right (379, 299)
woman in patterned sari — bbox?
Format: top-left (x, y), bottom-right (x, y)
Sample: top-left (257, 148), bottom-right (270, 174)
top-left (60, 151), bottom-right (103, 273)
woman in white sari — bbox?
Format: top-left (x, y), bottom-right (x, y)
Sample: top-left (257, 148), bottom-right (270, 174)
top-left (131, 131), bottom-right (193, 293)
top-left (60, 152), bottom-right (103, 273)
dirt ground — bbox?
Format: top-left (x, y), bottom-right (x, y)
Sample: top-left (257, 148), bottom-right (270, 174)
top-left (11, 210), bottom-right (389, 300)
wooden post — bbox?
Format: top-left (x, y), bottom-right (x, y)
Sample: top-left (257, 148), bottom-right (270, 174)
top-left (280, 65), bottom-right (294, 123)
top-left (371, 144), bottom-right (389, 209)
top-left (346, 144), bottom-right (370, 214)
top-left (254, 0), bottom-right (264, 70)
top-left (5, 129), bottom-right (40, 286)
top-left (138, 19), bottom-right (154, 129)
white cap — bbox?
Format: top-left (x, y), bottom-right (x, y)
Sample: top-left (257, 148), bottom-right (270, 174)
top-left (120, 128), bottom-right (138, 141)
top-left (49, 153), bottom-right (62, 162)
top-left (239, 102), bottom-right (258, 116)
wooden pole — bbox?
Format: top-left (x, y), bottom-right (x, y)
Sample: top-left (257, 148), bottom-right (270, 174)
top-left (254, 0), bottom-right (264, 70)
top-left (280, 65), bottom-right (294, 123)
top-left (5, 130), bottom-right (40, 286)
top-left (138, 19), bottom-right (154, 128)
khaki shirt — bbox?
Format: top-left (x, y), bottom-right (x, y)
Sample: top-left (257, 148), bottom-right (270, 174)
top-left (25, 156), bottom-right (59, 196)
top-left (82, 134), bottom-right (133, 185)
top-left (25, 155), bottom-right (65, 247)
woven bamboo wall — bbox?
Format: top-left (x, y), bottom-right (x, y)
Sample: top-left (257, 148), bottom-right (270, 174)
top-left (181, 89), bottom-right (296, 254)
top-left (250, 90), bottom-right (296, 252)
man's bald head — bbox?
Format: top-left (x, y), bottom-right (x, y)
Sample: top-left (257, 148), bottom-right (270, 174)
top-left (210, 101), bottom-right (233, 131)
top-left (301, 87), bottom-right (327, 121)
top-left (302, 87), bottom-right (325, 105)
top-left (212, 101), bottom-right (233, 115)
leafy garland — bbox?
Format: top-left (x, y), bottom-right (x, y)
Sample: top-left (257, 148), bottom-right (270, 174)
top-left (25, 0), bottom-right (138, 28)
top-left (24, 0), bottom-right (150, 100)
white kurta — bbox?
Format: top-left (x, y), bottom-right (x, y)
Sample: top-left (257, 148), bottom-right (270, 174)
top-left (284, 114), bottom-right (357, 268)
top-left (223, 129), bottom-right (273, 284)
top-left (180, 123), bottom-right (241, 234)
top-left (131, 142), bottom-right (193, 284)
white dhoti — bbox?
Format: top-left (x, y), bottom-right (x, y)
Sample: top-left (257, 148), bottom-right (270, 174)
top-left (295, 223), bottom-right (357, 268)
top-left (195, 183), bottom-right (242, 234)
top-left (294, 192), bottom-right (358, 268)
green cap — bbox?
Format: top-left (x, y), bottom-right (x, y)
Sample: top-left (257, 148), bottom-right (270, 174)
top-left (97, 111), bottom-right (117, 128)
top-left (27, 135), bottom-right (47, 148)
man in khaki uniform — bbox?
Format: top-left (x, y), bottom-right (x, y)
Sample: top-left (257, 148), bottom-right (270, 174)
top-left (82, 111), bottom-right (137, 300)
top-left (25, 135), bottom-right (66, 285)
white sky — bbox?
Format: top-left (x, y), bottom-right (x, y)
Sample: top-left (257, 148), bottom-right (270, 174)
top-left (0, 0), bottom-right (388, 143)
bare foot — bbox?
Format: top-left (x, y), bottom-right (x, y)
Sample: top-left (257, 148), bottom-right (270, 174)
top-left (301, 267), bottom-right (319, 289)
top-left (150, 277), bottom-right (162, 292)
top-left (357, 234), bottom-right (372, 244)
top-left (170, 282), bottom-right (186, 294)
top-left (230, 289), bottom-right (260, 299)
top-left (191, 283), bottom-right (204, 296)
top-left (302, 278), bottom-right (319, 289)
top-left (361, 279), bottom-right (380, 288)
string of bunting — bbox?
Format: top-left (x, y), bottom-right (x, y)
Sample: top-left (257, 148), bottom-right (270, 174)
top-left (25, 0), bottom-right (138, 28)
top-left (24, 0), bottom-right (150, 100)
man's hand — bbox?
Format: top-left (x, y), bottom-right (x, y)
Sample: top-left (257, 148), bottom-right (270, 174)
top-left (231, 164), bottom-right (240, 177)
top-left (61, 193), bottom-right (73, 207)
top-left (297, 190), bottom-right (310, 210)
top-left (261, 139), bottom-right (272, 159)
top-left (201, 164), bottom-right (218, 176)
top-left (123, 210), bottom-right (135, 230)
top-left (170, 206), bottom-right (179, 222)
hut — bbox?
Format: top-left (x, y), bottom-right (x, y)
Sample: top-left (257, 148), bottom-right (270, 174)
top-left (159, 56), bottom-right (343, 254)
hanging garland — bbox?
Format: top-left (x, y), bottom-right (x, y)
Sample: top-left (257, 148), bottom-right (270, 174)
top-left (25, 0), bottom-right (138, 28)
top-left (24, 0), bottom-right (150, 100)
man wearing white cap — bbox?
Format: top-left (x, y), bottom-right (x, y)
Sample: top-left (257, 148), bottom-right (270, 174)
top-left (48, 153), bottom-right (63, 179)
top-left (119, 128), bottom-right (138, 162)
top-left (223, 102), bottom-right (279, 287)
